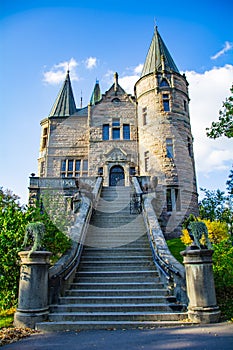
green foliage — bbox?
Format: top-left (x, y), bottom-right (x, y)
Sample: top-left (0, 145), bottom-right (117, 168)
top-left (0, 187), bottom-right (71, 310)
top-left (199, 188), bottom-right (233, 235)
top-left (212, 237), bottom-right (233, 321)
top-left (181, 216), bottom-right (229, 246)
top-left (206, 85), bottom-right (233, 139)
top-left (212, 237), bottom-right (233, 289)
top-left (226, 167), bottom-right (233, 195)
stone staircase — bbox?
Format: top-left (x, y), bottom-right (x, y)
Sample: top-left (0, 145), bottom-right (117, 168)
top-left (36, 186), bottom-right (188, 331)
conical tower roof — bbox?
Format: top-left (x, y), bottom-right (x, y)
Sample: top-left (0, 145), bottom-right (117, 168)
top-left (49, 71), bottom-right (77, 117)
top-left (141, 27), bottom-right (179, 77)
top-left (90, 80), bottom-right (102, 105)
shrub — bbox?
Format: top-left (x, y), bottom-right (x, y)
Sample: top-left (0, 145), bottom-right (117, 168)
top-left (0, 187), bottom-right (71, 310)
top-left (181, 216), bottom-right (229, 246)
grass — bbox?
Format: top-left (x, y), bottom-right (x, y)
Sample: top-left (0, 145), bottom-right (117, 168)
top-left (166, 237), bottom-right (233, 322)
top-left (166, 237), bottom-right (186, 264)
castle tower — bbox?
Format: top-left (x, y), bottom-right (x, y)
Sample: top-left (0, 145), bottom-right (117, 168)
top-left (135, 27), bottom-right (198, 237)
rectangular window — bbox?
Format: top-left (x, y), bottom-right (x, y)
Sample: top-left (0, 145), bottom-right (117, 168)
top-left (166, 138), bottom-right (174, 158)
top-left (112, 118), bottom-right (120, 127)
top-left (68, 160), bottom-right (73, 172)
top-left (83, 160), bottom-right (88, 171)
top-left (103, 124), bottom-right (109, 140)
top-left (166, 188), bottom-right (181, 212)
top-left (163, 94), bottom-right (170, 112)
top-left (61, 160), bottom-right (66, 172)
top-left (40, 161), bottom-right (45, 176)
top-left (144, 151), bottom-right (149, 172)
top-left (123, 124), bottom-right (130, 140)
top-left (41, 127), bottom-right (48, 149)
top-left (112, 128), bottom-right (120, 140)
top-left (184, 100), bottom-right (187, 112)
top-left (142, 107), bottom-right (147, 125)
top-left (75, 160), bottom-right (81, 177)
top-left (61, 159), bottom-right (88, 177)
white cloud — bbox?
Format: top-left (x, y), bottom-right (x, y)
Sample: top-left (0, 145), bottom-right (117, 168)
top-left (43, 58), bottom-right (78, 84)
top-left (211, 41), bottom-right (233, 60)
top-left (185, 64), bottom-right (233, 175)
top-left (134, 63), bottom-right (143, 74)
top-left (119, 75), bottom-right (139, 94)
top-left (85, 57), bottom-right (97, 69)
top-left (116, 64), bottom-right (233, 184)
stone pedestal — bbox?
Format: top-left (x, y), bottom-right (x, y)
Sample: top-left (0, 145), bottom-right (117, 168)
top-left (181, 248), bottom-right (220, 323)
top-left (14, 251), bottom-right (51, 329)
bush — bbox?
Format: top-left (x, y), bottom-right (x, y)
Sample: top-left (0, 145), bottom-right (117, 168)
top-left (181, 217), bottom-right (229, 246)
top-left (0, 187), bottom-right (71, 310)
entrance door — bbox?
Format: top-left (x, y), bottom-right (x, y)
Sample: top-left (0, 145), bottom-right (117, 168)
top-left (109, 165), bottom-right (125, 186)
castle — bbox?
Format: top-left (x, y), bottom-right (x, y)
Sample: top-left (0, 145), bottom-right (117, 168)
top-left (29, 27), bottom-right (199, 237)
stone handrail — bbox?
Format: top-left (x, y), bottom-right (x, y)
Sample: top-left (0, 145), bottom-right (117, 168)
top-left (132, 176), bottom-right (187, 304)
top-left (48, 176), bottom-right (103, 304)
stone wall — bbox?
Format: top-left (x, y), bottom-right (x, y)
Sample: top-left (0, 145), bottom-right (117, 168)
top-left (135, 71), bottom-right (198, 236)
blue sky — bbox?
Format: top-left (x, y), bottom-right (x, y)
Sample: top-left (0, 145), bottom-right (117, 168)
top-left (0, 0), bottom-right (233, 204)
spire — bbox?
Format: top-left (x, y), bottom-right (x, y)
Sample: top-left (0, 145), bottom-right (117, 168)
top-left (141, 27), bottom-right (179, 77)
top-left (49, 71), bottom-right (77, 117)
top-left (90, 79), bottom-right (102, 105)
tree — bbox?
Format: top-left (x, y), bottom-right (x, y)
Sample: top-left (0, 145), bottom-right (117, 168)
top-left (226, 168), bottom-right (233, 195)
top-left (0, 187), bottom-right (71, 310)
top-left (206, 85), bottom-right (233, 139)
top-left (199, 188), bottom-right (233, 235)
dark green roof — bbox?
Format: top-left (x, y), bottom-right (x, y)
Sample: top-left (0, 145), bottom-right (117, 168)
top-left (90, 80), bottom-right (102, 105)
top-left (141, 27), bottom-right (179, 77)
top-left (49, 71), bottom-right (77, 117)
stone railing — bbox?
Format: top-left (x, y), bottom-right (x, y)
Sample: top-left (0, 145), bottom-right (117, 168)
top-left (48, 176), bottom-right (103, 304)
top-left (131, 176), bottom-right (187, 304)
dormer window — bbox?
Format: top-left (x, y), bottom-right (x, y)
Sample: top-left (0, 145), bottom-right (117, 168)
top-left (160, 79), bottom-right (169, 87)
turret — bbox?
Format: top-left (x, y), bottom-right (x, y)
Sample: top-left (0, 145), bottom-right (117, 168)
top-left (135, 27), bottom-right (198, 237)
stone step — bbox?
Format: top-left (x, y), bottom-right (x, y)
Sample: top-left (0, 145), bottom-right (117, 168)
top-left (70, 282), bottom-right (165, 290)
top-left (80, 256), bottom-right (152, 262)
top-left (59, 295), bottom-right (176, 304)
top-left (50, 303), bottom-right (185, 314)
top-left (46, 311), bottom-right (188, 322)
top-left (74, 270), bottom-right (159, 280)
top-left (83, 245), bottom-right (152, 253)
top-left (65, 288), bottom-right (168, 297)
top-left (78, 265), bottom-right (156, 272)
top-left (36, 318), bottom-right (193, 331)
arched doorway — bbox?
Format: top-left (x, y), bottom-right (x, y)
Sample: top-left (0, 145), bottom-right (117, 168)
top-left (109, 165), bottom-right (125, 186)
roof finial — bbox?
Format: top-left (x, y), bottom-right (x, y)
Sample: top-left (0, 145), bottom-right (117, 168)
top-left (114, 72), bottom-right (118, 92)
top-left (80, 90), bottom-right (83, 109)
top-left (154, 18), bottom-right (158, 32)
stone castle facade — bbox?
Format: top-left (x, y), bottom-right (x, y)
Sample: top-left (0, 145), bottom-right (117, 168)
top-left (30, 27), bottom-right (199, 237)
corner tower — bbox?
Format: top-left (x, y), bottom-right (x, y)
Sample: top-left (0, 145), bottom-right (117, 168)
top-left (135, 27), bottom-right (198, 237)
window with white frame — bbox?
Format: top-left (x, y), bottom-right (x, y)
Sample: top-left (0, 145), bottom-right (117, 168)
top-left (144, 151), bottom-right (149, 172)
top-left (61, 159), bottom-right (88, 177)
top-left (41, 127), bottom-right (48, 149)
top-left (123, 124), bottom-right (130, 140)
top-left (166, 138), bottom-right (174, 158)
top-left (162, 94), bottom-right (170, 111)
top-left (166, 188), bottom-right (181, 212)
top-left (102, 124), bottom-right (109, 140)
